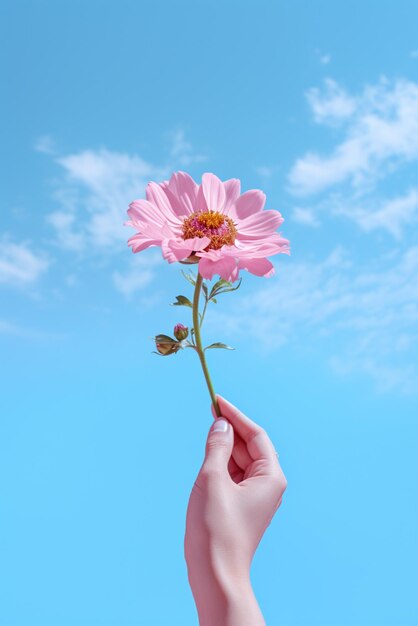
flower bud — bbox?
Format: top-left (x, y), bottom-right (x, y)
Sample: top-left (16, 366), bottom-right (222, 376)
top-left (154, 334), bottom-right (180, 356)
top-left (173, 323), bottom-right (189, 341)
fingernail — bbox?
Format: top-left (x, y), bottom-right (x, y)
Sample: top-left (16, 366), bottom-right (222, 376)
top-left (212, 419), bottom-right (228, 433)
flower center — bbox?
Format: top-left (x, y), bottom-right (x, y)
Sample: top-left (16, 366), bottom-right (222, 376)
top-left (182, 211), bottom-right (237, 250)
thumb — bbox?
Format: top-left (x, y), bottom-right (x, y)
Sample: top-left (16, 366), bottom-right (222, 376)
top-left (202, 418), bottom-right (234, 475)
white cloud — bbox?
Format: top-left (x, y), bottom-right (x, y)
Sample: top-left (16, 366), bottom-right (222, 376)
top-left (46, 210), bottom-right (85, 252)
top-left (288, 76), bottom-right (418, 196)
top-left (306, 78), bottom-right (357, 125)
top-left (168, 129), bottom-right (207, 166)
top-left (255, 165), bottom-right (280, 181)
top-left (112, 251), bottom-right (160, 299)
top-left (47, 148), bottom-right (169, 252)
top-left (0, 238), bottom-right (49, 287)
top-left (291, 207), bottom-right (320, 227)
top-left (210, 246), bottom-right (418, 394)
top-left (335, 188), bottom-right (418, 239)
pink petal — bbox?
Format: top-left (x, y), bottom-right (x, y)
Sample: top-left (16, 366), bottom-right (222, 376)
top-left (128, 199), bottom-right (165, 227)
top-left (127, 233), bottom-right (161, 253)
top-left (167, 171), bottom-right (198, 216)
top-left (127, 201), bottom-right (177, 242)
top-left (184, 236), bottom-right (212, 251)
top-left (223, 178), bottom-right (241, 214)
top-left (195, 184), bottom-right (208, 213)
top-left (162, 236), bottom-right (211, 263)
top-left (238, 257), bottom-right (275, 277)
top-left (237, 210), bottom-right (284, 239)
top-left (146, 182), bottom-right (182, 227)
top-left (198, 254), bottom-right (239, 282)
top-left (234, 236), bottom-right (290, 257)
top-left (234, 190), bottom-right (266, 219)
top-left (201, 173), bottom-right (226, 213)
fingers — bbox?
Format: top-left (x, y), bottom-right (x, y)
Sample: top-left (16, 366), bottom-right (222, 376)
top-left (213, 395), bottom-right (278, 466)
top-left (211, 403), bottom-right (253, 469)
top-left (228, 456), bottom-right (244, 484)
top-left (231, 435), bottom-right (253, 470)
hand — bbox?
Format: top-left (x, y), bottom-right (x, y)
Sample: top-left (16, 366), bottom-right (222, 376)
top-left (184, 395), bottom-right (287, 626)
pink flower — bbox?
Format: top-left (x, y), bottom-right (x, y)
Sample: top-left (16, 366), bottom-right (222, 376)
top-left (125, 171), bottom-right (290, 282)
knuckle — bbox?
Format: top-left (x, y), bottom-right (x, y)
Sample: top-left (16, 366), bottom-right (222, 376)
top-left (206, 437), bottom-right (230, 452)
top-left (198, 464), bottom-right (222, 485)
top-left (246, 426), bottom-right (266, 446)
top-left (280, 474), bottom-right (288, 493)
top-left (269, 470), bottom-right (288, 496)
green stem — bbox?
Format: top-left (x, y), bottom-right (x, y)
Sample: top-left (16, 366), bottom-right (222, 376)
top-left (193, 273), bottom-right (221, 417)
top-left (199, 297), bottom-right (209, 328)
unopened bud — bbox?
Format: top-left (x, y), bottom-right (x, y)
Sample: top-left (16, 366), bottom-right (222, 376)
top-left (173, 323), bottom-right (189, 341)
top-left (154, 334), bottom-right (180, 356)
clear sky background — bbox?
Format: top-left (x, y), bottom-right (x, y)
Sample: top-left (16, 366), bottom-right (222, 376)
top-left (1, 1), bottom-right (418, 625)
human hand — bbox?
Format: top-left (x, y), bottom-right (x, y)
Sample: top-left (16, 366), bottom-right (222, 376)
top-left (184, 395), bottom-right (287, 626)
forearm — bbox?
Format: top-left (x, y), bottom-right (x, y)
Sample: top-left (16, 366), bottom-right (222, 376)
top-left (186, 557), bottom-right (266, 626)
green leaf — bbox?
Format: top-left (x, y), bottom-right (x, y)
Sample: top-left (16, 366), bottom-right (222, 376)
top-left (211, 297), bottom-right (217, 304)
top-left (181, 270), bottom-right (196, 286)
top-left (202, 281), bottom-right (208, 298)
top-left (204, 342), bottom-right (235, 351)
top-left (209, 277), bottom-right (242, 299)
top-left (209, 278), bottom-right (231, 299)
top-left (172, 295), bottom-right (193, 308)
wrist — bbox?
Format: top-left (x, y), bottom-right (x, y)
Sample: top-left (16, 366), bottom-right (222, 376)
top-left (186, 549), bottom-right (265, 626)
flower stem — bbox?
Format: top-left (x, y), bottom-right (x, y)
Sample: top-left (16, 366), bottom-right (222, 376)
top-left (193, 273), bottom-right (221, 417)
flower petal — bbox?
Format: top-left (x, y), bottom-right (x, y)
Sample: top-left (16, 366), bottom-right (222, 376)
top-left (128, 199), bottom-right (165, 227)
top-left (168, 172), bottom-right (199, 215)
top-left (233, 236), bottom-right (290, 257)
top-left (198, 254), bottom-right (239, 282)
top-left (201, 173), bottom-right (226, 213)
top-left (223, 178), bottom-right (241, 214)
top-left (185, 236), bottom-right (212, 251)
top-left (162, 236), bottom-right (211, 262)
top-left (237, 210), bottom-right (284, 239)
top-left (127, 201), bottom-right (175, 240)
top-left (146, 182), bottom-right (183, 227)
top-left (233, 190), bottom-right (266, 219)
top-left (238, 257), bottom-right (275, 277)
top-left (165, 171), bottom-right (198, 217)
top-left (127, 233), bottom-right (161, 253)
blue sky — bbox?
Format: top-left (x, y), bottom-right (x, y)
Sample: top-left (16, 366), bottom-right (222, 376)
top-left (1, 1), bottom-right (418, 625)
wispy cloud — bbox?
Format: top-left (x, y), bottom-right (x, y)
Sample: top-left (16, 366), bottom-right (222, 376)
top-left (0, 237), bottom-right (49, 287)
top-left (291, 207), bottom-right (320, 227)
top-left (289, 76), bottom-right (418, 197)
top-left (46, 148), bottom-right (168, 253)
top-left (112, 251), bottom-right (161, 299)
top-left (167, 128), bottom-right (207, 166)
top-left (306, 78), bottom-right (357, 125)
top-left (255, 165), bottom-right (281, 183)
top-left (314, 48), bottom-right (332, 65)
top-left (335, 188), bottom-right (418, 239)
top-left (287, 76), bottom-right (418, 240)
top-left (210, 246), bottom-right (418, 394)
top-left (0, 318), bottom-right (66, 340)
top-left (34, 134), bottom-right (56, 155)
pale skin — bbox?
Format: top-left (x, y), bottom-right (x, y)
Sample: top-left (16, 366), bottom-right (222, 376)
top-left (184, 395), bottom-right (287, 626)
